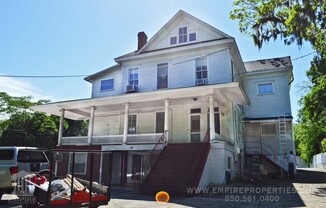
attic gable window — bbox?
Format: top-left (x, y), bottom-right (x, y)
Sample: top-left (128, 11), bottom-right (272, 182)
top-left (179, 27), bottom-right (187, 43)
top-left (100, 79), bottom-right (114, 91)
top-left (170, 37), bottom-right (177, 45)
top-left (189, 33), bottom-right (196, 41)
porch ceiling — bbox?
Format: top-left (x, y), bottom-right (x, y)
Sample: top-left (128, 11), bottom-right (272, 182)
top-left (30, 82), bottom-right (249, 120)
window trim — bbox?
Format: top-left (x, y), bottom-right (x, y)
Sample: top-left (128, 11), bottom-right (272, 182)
top-left (68, 152), bottom-right (87, 175)
top-left (227, 156), bottom-right (232, 170)
top-left (100, 79), bottom-right (115, 91)
top-left (128, 114), bottom-right (138, 134)
top-left (157, 62), bottom-right (169, 89)
top-left (170, 36), bottom-right (177, 45)
top-left (195, 57), bottom-right (208, 84)
top-left (178, 26), bottom-right (188, 44)
top-left (128, 66), bottom-right (139, 87)
top-left (189, 32), bottom-right (196, 42)
top-left (257, 82), bottom-right (274, 95)
top-left (155, 111), bottom-right (165, 133)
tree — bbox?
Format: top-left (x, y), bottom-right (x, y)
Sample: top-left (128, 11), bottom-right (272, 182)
top-left (230, 0), bottom-right (326, 164)
top-left (229, 0), bottom-right (326, 55)
top-left (0, 92), bottom-right (88, 149)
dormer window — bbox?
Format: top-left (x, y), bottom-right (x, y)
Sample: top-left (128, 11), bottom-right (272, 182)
top-left (179, 27), bottom-right (187, 43)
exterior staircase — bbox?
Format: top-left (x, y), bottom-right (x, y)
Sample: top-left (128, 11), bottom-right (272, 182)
top-left (140, 143), bottom-right (210, 196)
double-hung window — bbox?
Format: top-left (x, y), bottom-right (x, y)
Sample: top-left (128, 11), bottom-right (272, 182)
top-left (257, 82), bottom-right (274, 94)
top-left (196, 57), bottom-right (208, 84)
top-left (157, 63), bottom-right (168, 89)
top-left (179, 27), bottom-right (187, 43)
top-left (100, 79), bottom-right (114, 91)
top-left (128, 67), bottom-right (139, 86)
top-left (128, 115), bottom-right (137, 134)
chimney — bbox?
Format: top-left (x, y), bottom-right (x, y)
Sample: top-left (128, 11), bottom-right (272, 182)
top-left (137, 31), bottom-right (147, 51)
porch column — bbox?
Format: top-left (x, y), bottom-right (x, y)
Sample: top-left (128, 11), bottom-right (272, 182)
top-left (123, 103), bottom-right (129, 144)
top-left (209, 95), bottom-right (215, 141)
top-left (87, 106), bottom-right (96, 144)
top-left (57, 109), bottom-right (65, 146)
top-left (164, 99), bottom-right (169, 143)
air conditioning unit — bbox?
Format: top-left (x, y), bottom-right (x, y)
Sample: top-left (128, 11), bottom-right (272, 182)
top-left (196, 79), bottom-right (207, 86)
top-left (127, 85), bottom-right (138, 92)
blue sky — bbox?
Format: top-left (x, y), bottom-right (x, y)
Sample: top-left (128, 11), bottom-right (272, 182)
top-left (0, 0), bottom-right (314, 121)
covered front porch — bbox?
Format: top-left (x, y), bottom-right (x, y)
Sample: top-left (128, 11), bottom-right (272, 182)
top-left (31, 82), bottom-right (249, 147)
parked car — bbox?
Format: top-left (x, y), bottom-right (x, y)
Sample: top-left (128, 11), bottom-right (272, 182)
top-left (0, 147), bottom-right (50, 199)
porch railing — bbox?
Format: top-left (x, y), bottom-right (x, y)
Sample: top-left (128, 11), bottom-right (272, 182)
top-left (140, 130), bottom-right (168, 185)
top-left (61, 133), bottom-right (162, 145)
top-left (244, 140), bottom-right (288, 171)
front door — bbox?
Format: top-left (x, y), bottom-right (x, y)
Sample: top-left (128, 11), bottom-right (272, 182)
top-left (191, 114), bottom-right (201, 143)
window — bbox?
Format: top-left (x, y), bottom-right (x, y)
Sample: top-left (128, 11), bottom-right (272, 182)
top-left (261, 123), bottom-right (276, 135)
top-left (0, 149), bottom-right (14, 160)
top-left (128, 115), bottom-right (137, 134)
top-left (227, 157), bottom-right (232, 170)
top-left (231, 60), bottom-right (234, 82)
top-left (100, 79), bottom-right (114, 91)
top-left (189, 33), bottom-right (196, 41)
top-left (69, 153), bottom-right (87, 175)
top-left (191, 108), bottom-right (201, 114)
top-left (128, 67), bottom-right (139, 86)
top-left (258, 82), bottom-right (273, 94)
top-left (196, 57), bottom-right (208, 83)
top-left (170, 37), bottom-right (177, 45)
top-left (156, 112), bottom-right (165, 133)
top-left (157, 63), bottom-right (168, 89)
top-left (18, 150), bottom-right (48, 163)
top-left (178, 27), bottom-right (187, 43)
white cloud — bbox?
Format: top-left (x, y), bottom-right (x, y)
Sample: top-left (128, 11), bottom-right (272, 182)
top-left (0, 77), bottom-right (51, 101)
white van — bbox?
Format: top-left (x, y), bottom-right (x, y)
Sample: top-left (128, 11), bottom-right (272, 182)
top-left (0, 147), bottom-right (49, 199)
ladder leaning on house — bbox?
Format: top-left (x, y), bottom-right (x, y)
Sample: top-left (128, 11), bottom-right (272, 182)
top-left (278, 113), bottom-right (288, 155)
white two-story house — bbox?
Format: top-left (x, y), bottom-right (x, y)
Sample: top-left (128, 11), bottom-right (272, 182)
top-left (31, 10), bottom-right (295, 194)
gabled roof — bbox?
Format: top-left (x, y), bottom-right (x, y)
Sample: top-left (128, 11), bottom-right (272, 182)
top-left (84, 64), bottom-right (120, 82)
top-left (115, 10), bottom-right (234, 62)
top-left (244, 56), bottom-right (292, 72)
top-left (138, 10), bottom-right (232, 53)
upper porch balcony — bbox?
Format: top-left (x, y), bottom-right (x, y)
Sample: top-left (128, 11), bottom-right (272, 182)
top-left (31, 82), bottom-right (249, 148)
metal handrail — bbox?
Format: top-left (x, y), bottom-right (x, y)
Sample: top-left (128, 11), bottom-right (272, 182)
top-left (139, 130), bottom-right (167, 184)
top-left (245, 141), bottom-right (288, 168)
top-left (191, 129), bottom-right (210, 187)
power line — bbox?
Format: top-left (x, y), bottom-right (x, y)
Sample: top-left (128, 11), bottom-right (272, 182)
top-left (0, 52), bottom-right (316, 79)
top-left (291, 51), bottom-right (316, 61)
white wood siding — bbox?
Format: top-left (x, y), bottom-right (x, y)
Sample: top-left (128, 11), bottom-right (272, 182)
top-left (138, 112), bottom-right (155, 134)
top-left (243, 74), bottom-right (291, 118)
top-left (148, 18), bottom-right (224, 51)
top-left (171, 106), bottom-right (189, 143)
top-left (209, 49), bottom-right (230, 84)
top-left (169, 57), bottom-right (195, 89)
top-left (91, 68), bottom-right (122, 98)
